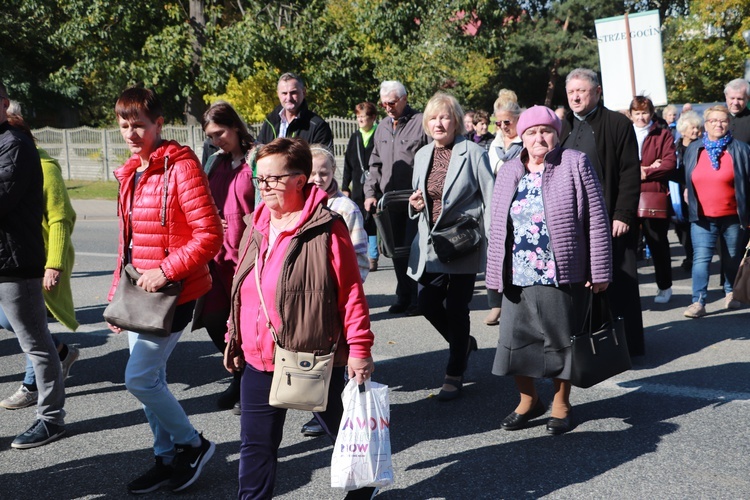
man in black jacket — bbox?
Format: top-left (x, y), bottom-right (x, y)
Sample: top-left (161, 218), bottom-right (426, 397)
top-left (725, 78), bottom-right (750, 144)
top-left (0, 82), bottom-right (67, 448)
top-left (256, 72), bottom-right (333, 149)
top-left (559, 68), bottom-right (645, 357)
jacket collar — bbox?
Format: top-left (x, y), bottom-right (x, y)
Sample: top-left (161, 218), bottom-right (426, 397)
top-left (518, 145), bottom-right (563, 169)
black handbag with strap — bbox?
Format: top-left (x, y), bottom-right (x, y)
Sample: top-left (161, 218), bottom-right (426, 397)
top-left (430, 215), bottom-right (482, 263)
top-left (570, 292), bottom-right (632, 388)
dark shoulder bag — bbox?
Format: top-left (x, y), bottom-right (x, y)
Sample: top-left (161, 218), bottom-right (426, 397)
top-left (430, 215), bottom-right (482, 263)
top-left (570, 292), bottom-right (631, 388)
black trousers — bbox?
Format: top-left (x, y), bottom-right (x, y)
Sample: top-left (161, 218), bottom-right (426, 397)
top-left (608, 228), bottom-right (645, 357)
top-left (418, 272), bottom-right (477, 377)
top-left (640, 217), bottom-right (673, 290)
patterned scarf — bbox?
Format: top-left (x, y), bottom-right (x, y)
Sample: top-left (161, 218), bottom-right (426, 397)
top-left (703, 131), bottom-right (732, 170)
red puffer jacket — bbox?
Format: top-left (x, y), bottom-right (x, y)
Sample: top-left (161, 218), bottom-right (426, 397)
top-left (108, 140), bottom-right (223, 305)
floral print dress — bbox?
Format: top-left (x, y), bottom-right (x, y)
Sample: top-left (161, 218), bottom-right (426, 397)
top-left (510, 171), bottom-right (556, 286)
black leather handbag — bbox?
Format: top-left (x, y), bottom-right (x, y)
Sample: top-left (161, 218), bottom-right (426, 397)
top-left (570, 292), bottom-right (631, 388)
top-left (430, 215), bottom-right (482, 263)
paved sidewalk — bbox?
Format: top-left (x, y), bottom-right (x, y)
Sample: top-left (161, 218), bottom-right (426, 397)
top-left (1, 221), bottom-right (749, 499)
top-left (71, 199), bottom-right (118, 220)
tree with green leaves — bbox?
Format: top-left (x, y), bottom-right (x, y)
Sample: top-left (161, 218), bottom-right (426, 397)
top-left (663, 0), bottom-right (750, 104)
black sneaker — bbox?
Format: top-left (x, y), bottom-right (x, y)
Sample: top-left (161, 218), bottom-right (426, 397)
top-left (170, 434), bottom-right (215, 492)
top-left (11, 419), bottom-right (65, 449)
top-left (127, 457), bottom-right (174, 494)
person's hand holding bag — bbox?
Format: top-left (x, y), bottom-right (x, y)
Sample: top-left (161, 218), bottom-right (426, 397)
top-left (348, 356), bottom-right (374, 385)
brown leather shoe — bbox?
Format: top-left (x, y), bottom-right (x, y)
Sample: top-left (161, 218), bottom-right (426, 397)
top-left (369, 258), bottom-right (378, 272)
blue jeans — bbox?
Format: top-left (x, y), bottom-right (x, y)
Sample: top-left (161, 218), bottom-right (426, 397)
top-left (126, 330), bottom-right (199, 459)
top-left (0, 279), bottom-right (65, 424)
top-left (690, 216), bottom-right (748, 304)
top-left (368, 235), bottom-right (379, 260)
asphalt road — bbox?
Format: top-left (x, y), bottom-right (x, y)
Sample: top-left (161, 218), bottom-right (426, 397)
top-left (1, 200), bottom-right (749, 499)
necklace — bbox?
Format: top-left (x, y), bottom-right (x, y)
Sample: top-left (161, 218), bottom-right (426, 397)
top-left (271, 211), bottom-right (300, 231)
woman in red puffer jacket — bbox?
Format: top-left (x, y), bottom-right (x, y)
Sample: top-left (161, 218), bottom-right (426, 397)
top-left (106, 87), bottom-right (223, 495)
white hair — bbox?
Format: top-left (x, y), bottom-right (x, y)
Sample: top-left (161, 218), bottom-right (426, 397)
top-left (725, 78), bottom-right (750, 97)
top-left (380, 81), bottom-right (407, 98)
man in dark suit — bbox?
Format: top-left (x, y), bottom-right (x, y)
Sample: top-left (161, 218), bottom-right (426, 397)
top-left (559, 68), bottom-right (645, 356)
top-left (725, 78), bottom-right (750, 144)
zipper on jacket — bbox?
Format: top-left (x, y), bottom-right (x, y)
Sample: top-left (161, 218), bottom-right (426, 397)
top-left (539, 170), bottom-right (560, 287)
top-left (256, 249), bottom-right (269, 372)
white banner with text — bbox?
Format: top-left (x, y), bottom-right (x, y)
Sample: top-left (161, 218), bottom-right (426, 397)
top-left (595, 10), bottom-right (668, 111)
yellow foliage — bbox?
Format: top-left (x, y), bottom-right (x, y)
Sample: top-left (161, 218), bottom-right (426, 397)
top-left (204, 62), bottom-right (279, 123)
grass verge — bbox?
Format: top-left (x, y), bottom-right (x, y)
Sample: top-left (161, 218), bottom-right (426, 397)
top-left (65, 180), bottom-right (118, 200)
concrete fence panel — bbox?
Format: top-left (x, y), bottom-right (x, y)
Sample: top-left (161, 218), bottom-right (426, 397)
top-left (33, 118), bottom-right (364, 182)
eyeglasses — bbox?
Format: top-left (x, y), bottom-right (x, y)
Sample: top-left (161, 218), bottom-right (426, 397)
top-left (706, 118), bottom-right (729, 126)
top-left (252, 173), bottom-right (299, 189)
top-left (495, 120), bottom-right (512, 127)
top-left (380, 96), bottom-right (403, 109)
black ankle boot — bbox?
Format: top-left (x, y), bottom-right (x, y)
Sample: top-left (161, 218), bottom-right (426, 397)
top-left (217, 376), bottom-right (241, 409)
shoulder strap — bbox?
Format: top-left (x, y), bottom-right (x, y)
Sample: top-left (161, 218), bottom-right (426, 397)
top-left (254, 224), bottom-right (341, 353)
top-left (254, 253), bottom-right (279, 345)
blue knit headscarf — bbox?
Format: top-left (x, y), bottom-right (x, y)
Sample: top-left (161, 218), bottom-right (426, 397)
top-left (702, 130), bottom-right (732, 170)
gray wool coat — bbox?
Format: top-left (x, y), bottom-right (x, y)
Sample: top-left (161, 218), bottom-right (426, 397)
top-left (407, 136), bottom-right (495, 280)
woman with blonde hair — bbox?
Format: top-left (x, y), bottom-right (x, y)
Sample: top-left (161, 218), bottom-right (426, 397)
top-left (408, 92), bottom-right (494, 401)
top-left (485, 89), bottom-right (523, 326)
top-left (488, 89), bottom-right (523, 174)
top-left (310, 145), bottom-right (369, 282)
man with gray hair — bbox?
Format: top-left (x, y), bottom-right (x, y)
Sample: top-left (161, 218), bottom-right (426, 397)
top-left (559, 68), bottom-right (644, 357)
top-left (0, 82), bottom-right (67, 448)
top-left (725, 78), bottom-right (750, 143)
top-left (364, 80), bottom-right (429, 315)
top-left (256, 72), bottom-right (333, 148)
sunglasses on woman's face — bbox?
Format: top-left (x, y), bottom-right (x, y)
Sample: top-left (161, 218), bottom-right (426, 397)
top-left (495, 120), bottom-right (512, 127)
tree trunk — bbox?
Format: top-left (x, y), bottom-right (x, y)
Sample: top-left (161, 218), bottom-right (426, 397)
top-left (544, 15), bottom-right (570, 108)
top-left (185, 0), bottom-right (206, 125)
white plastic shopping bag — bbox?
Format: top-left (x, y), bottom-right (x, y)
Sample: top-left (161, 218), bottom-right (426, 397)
top-left (331, 379), bottom-right (394, 491)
